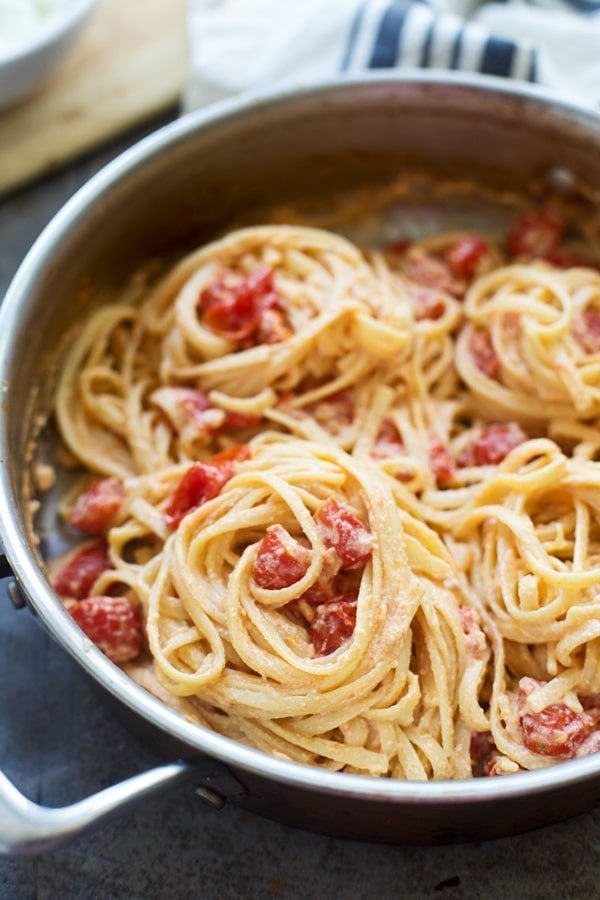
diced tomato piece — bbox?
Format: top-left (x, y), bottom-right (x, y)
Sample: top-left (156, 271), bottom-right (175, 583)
top-left (199, 267), bottom-right (289, 346)
top-left (385, 238), bottom-right (412, 255)
top-left (164, 464), bottom-right (225, 529)
top-left (69, 478), bottom-right (124, 535)
top-left (221, 411), bottom-right (261, 429)
top-left (54, 539), bottom-right (112, 600)
top-left (484, 754), bottom-right (506, 777)
top-left (445, 235), bottom-right (491, 280)
top-left (518, 678), bottom-right (594, 757)
top-left (458, 423), bottom-right (527, 468)
top-left (306, 390), bottom-right (355, 428)
top-left (573, 309), bottom-right (600, 354)
top-left (470, 731), bottom-right (493, 767)
top-left (403, 254), bottom-right (459, 297)
top-left (309, 594), bottom-right (357, 655)
top-left (429, 434), bottom-right (455, 485)
top-left (575, 730), bottom-right (600, 758)
top-left (506, 210), bottom-right (564, 259)
top-left (154, 387), bottom-right (259, 434)
top-left (252, 524), bottom-right (312, 590)
top-left (459, 606), bottom-right (486, 659)
top-left (544, 249), bottom-right (596, 270)
top-left (286, 547), bottom-right (344, 622)
top-left (209, 443), bottom-right (251, 477)
top-left (164, 446), bottom-right (248, 529)
top-left (70, 595), bottom-right (143, 663)
top-left (371, 417), bottom-right (405, 460)
top-left (410, 284), bottom-right (446, 321)
top-left (314, 498), bottom-right (373, 569)
top-left (178, 388), bottom-right (212, 420)
top-left (468, 328), bottom-right (499, 379)
top-left (256, 308), bottom-right (292, 344)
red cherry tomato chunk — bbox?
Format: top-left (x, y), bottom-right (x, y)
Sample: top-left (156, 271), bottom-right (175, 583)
top-left (429, 434), bottom-right (455, 485)
top-left (70, 595), bottom-right (143, 663)
top-left (445, 235), bottom-right (491, 279)
top-left (253, 524), bottom-right (312, 589)
top-left (155, 387), bottom-right (259, 434)
top-left (459, 606), bottom-right (486, 659)
top-left (403, 254), bottom-right (458, 297)
top-left (314, 498), bottom-right (373, 570)
top-left (544, 249), bottom-right (596, 270)
top-left (209, 443), bottom-right (251, 477)
top-left (304, 390), bottom-right (355, 428)
top-left (69, 478), bottom-right (124, 535)
top-left (256, 308), bottom-right (292, 344)
top-left (165, 445), bottom-right (249, 530)
top-left (371, 417), bottom-right (405, 460)
top-left (411, 284), bottom-right (446, 321)
top-left (470, 731), bottom-right (493, 767)
top-left (573, 309), bottom-right (600, 354)
top-left (468, 328), bottom-right (499, 379)
top-left (385, 238), bottom-right (412, 255)
top-left (179, 389), bottom-right (259, 430)
top-left (309, 594), bottom-right (357, 655)
top-left (519, 678), bottom-right (594, 757)
top-left (54, 539), bottom-right (112, 600)
top-left (506, 210), bottom-right (564, 259)
top-left (199, 267), bottom-right (290, 346)
top-left (459, 423), bottom-right (527, 468)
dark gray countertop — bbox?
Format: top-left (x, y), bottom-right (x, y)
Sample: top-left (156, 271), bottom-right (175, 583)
top-left (0, 122), bottom-right (597, 900)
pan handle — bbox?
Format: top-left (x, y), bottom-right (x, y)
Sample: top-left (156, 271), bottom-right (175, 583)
top-left (0, 757), bottom-right (245, 855)
top-left (0, 558), bottom-right (247, 855)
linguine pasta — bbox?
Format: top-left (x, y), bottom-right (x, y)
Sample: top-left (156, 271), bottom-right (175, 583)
top-left (49, 210), bottom-right (600, 780)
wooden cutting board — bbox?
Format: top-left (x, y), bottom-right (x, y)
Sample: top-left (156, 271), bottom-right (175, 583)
top-left (0, 0), bottom-right (186, 196)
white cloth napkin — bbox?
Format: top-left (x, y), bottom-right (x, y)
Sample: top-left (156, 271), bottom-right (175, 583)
top-left (186, 0), bottom-right (600, 112)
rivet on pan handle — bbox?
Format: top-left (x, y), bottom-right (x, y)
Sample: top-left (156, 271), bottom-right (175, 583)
top-left (0, 554), bottom-right (26, 609)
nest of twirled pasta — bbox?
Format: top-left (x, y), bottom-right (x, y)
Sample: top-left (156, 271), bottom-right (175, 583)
top-left (49, 211), bottom-right (600, 779)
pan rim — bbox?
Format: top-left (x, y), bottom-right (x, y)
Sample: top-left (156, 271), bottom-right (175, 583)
top-left (2, 70), bottom-right (600, 803)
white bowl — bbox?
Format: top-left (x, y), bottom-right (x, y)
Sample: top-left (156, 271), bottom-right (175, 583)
top-left (0, 0), bottom-right (96, 110)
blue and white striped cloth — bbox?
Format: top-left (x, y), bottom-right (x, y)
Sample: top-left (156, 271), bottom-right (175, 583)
top-left (186, 0), bottom-right (600, 110)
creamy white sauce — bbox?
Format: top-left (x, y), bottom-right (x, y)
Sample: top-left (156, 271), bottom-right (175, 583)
top-left (0, 0), bottom-right (71, 54)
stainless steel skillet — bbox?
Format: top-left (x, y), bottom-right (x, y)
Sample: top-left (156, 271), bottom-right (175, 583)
top-left (1, 73), bottom-right (600, 854)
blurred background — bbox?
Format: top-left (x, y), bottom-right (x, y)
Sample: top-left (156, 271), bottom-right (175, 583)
top-left (1, 0), bottom-right (599, 198)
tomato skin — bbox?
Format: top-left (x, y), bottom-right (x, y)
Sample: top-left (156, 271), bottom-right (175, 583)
top-left (411, 284), bottom-right (446, 321)
top-left (70, 479), bottom-right (124, 535)
top-left (573, 309), bottom-right (600, 354)
top-left (429, 434), bottom-right (455, 485)
top-left (252, 524), bottom-right (312, 590)
top-left (458, 423), bottom-right (527, 468)
top-left (506, 210), bottom-right (564, 259)
top-left (445, 235), bottom-right (491, 280)
top-left (257, 308), bottom-right (292, 344)
top-left (459, 606), bottom-right (486, 659)
top-left (199, 267), bottom-right (289, 346)
top-left (303, 391), bottom-right (355, 431)
top-left (518, 678), bottom-right (594, 758)
top-left (545, 249), bottom-right (596, 270)
top-left (70, 595), bottom-right (143, 663)
top-left (371, 418), bottom-right (404, 460)
top-left (155, 387), bottom-right (259, 434)
top-left (403, 253), bottom-right (460, 297)
top-left (309, 594), bottom-right (357, 655)
top-left (209, 444), bottom-right (251, 476)
top-left (468, 328), bottom-right (499, 379)
top-left (164, 445), bottom-right (249, 530)
top-left (54, 539), bottom-right (112, 600)
top-left (385, 238), bottom-right (412, 255)
top-left (314, 498), bottom-right (373, 570)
